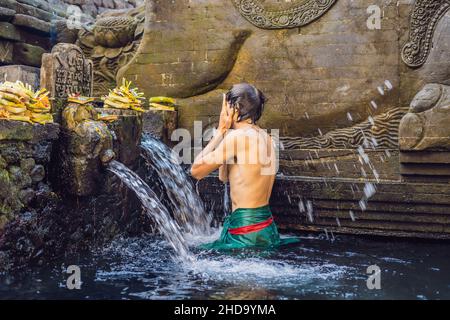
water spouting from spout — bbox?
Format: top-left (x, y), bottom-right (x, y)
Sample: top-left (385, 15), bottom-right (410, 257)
top-left (107, 160), bottom-right (193, 261)
top-left (140, 135), bottom-right (212, 236)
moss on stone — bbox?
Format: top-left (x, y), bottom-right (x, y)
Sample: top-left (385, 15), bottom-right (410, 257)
top-left (0, 169), bottom-right (10, 197)
top-left (0, 120), bottom-right (34, 141)
top-left (0, 155), bottom-right (6, 169)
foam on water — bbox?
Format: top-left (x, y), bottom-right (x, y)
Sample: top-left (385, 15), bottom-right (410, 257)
top-left (95, 236), bottom-right (352, 292)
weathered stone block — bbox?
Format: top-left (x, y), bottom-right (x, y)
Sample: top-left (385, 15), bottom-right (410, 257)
top-left (0, 118), bottom-right (59, 226)
top-left (0, 22), bottom-right (21, 41)
top-left (13, 42), bottom-right (46, 67)
top-left (16, 0), bottom-right (51, 13)
top-left (0, 7), bottom-right (15, 22)
top-left (12, 14), bottom-right (51, 34)
top-left (0, 0), bottom-right (16, 10)
top-left (0, 120), bottom-right (59, 142)
top-left (0, 65), bottom-right (40, 89)
top-left (98, 108), bottom-right (143, 165)
top-left (15, 2), bottom-right (53, 23)
top-left (142, 109), bottom-right (177, 146)
top-left (0, 40), bottom-right (13, 64)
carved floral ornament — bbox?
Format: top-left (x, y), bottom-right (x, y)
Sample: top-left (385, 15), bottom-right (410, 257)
top-left (232, 0), bottom-right (337, 29)
top-left (402, 0), bottom-right (450, 68)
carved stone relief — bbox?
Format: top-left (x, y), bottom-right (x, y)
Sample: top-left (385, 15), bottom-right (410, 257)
top-left (232, 0), bottom-right (337, 29)
top-left (280, 108), bottom-right (408, 150)
top-left (76, 5), bottom-right (145, 96)
top-left (399, 83), bottom-right (450, 151)
top-left (402, 0), bottom-right (450, 68)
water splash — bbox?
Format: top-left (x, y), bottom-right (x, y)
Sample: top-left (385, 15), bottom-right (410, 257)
top-left (141, 135), bottom-right (211, 236)
top-left (108, 160), bottom-right (193, 261)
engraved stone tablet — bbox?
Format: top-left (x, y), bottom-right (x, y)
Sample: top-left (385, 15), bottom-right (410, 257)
top-left (40, 43), bottom-right (93, 99)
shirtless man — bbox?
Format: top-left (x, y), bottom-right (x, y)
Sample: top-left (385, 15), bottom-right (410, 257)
top-left (191, 83), bottom-right (298, 250)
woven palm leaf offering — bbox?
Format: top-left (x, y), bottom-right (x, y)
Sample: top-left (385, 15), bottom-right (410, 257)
top-left (0, 81), bottom-right (32, 123)
top-left (102, 78), bottom-right (146, 112)
top-left (27, 88), bottom-right (53, 124)
top-left (67, 94), bottom-right (96, 105)
top-left (149, 96), bottom-right (176, 112)
top-left (0, 81), bottom-right (53, 124)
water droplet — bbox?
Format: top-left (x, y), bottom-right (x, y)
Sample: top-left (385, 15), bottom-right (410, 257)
top-left (349, 210), bottom-right (356, 221)
top-left (359, 200), bottom-right (367, 211)
top-left (347, 112), bottom-right (353, 121)
top-left (384, 80), bottom-right (393, 91)
top-left (377, 86), bottom-right (385, 96)
top-left (364, 183), bottom-right (376, 199)
top-left (306, 201), bottom-right (314, 223)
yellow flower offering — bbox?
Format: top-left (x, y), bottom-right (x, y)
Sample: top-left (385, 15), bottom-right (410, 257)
top-left (102, 78), bottom-right (146, 112)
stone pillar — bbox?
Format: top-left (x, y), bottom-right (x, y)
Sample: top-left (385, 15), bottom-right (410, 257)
top-left (142, 109), bottom-right (177, 146)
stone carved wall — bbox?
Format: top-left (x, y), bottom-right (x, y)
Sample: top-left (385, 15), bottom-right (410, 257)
top-left (116, 0), bottom-right (405, 141)
top-left (399, 83), bottom-right (450, 151)
top-left (232, 0), bottom-right (337, 30)
top-left (401, 0), bottom-right (450, 68)
top-left (77, 5), bottom-right (144, 95)
top-left (280, 107), bottom-right (408, 150)
top-left (76, 0), bottom-right (448, 157)
top-left (0, 0), bottom-right (68, 68)
top-left (0, 0), bottom-right (140, 69)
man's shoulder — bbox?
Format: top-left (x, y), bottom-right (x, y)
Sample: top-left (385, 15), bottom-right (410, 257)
top-left (227, 127), bottom-right (267, 137)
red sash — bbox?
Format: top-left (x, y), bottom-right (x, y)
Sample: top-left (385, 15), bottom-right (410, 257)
top-left (228, 217), bottom-right (274, 235)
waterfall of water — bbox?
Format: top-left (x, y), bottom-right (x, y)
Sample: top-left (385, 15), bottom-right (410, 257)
top-left (141, 135), bottom-right (211, 236)
top-left (108, 160), bottom-right (193, 261)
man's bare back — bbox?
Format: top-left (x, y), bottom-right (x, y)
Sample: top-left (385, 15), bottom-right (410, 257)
top-left (221, 126), bottom-right (276, 211)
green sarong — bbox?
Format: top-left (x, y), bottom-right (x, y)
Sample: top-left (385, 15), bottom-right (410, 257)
top-left (201, 205), bottom-right (299, 250)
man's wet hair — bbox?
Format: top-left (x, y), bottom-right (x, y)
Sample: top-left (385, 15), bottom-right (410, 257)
top-left (225, 83), bottom-right (267, 123)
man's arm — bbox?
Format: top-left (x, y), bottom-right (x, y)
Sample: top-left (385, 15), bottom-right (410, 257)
top-left (219, 164), bottom-right (228, 183)
top-left (191, 94), bottom-right (236, 180)
top-left (191, 130), bottom-right (236, 180)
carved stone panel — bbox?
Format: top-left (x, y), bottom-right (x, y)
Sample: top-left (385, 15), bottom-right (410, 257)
top-left (232, 0), bottom-right (337, 29)
top-left (40, 43), bottom-right (93, 99)
top-left (402, 0), bottom-right (450, 68)
top-left (399, 83), bottom-right (450, 151)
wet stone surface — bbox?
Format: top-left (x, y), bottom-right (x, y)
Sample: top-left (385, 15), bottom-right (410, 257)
top-left (0, 120), bottom-right (59, 230)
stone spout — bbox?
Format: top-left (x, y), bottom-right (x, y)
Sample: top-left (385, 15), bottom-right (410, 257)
top-left (58, 104), bottom-right (113, 197)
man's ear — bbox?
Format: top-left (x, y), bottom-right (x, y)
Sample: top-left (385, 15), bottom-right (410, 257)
top-left (233, 103), bottom-right (241, 122)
